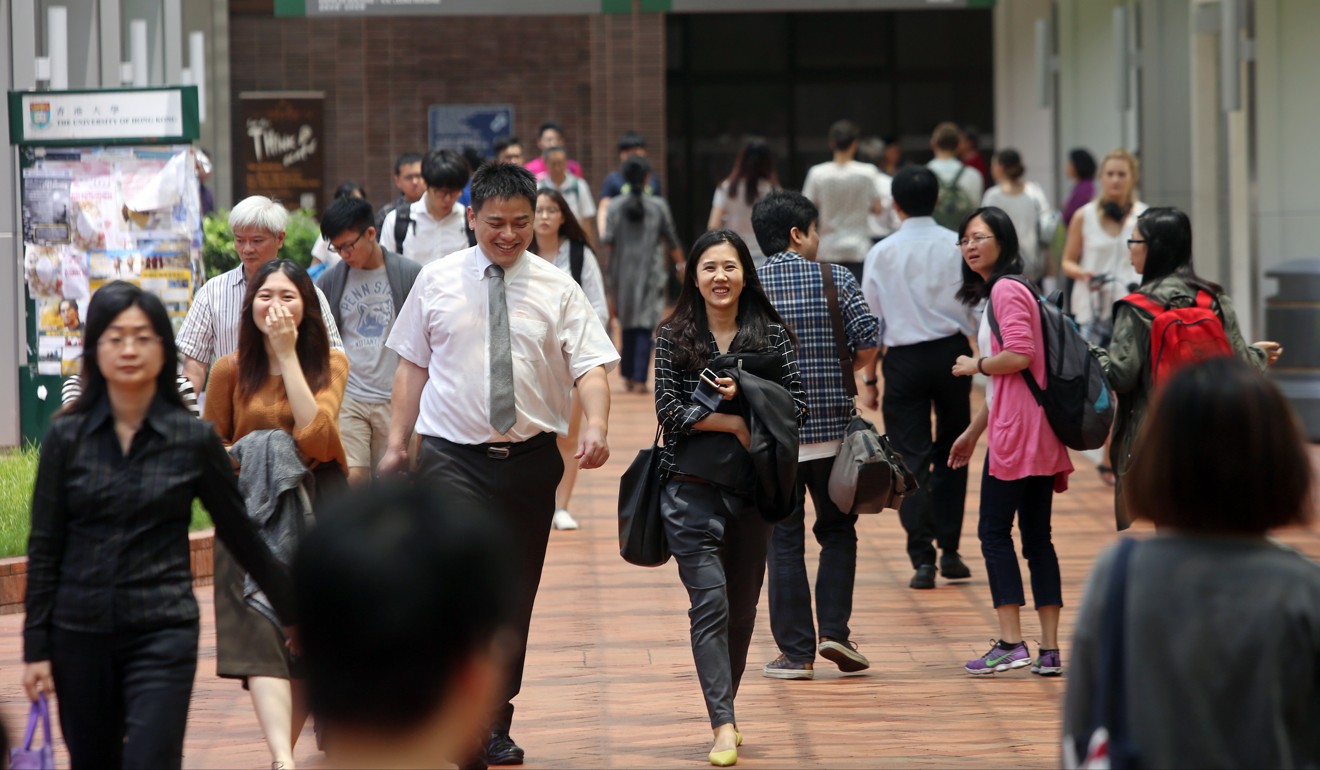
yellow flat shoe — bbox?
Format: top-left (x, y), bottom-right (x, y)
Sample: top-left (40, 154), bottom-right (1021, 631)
top-left (735, 731), bottom-right (743, 747)
top-left (708, 748), bottom-right (738, 767)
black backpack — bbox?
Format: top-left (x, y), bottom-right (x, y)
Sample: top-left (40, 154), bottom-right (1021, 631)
top-left (569, 239), bottom-right (584, 286)
top-left (985, 275), bottom-right (1115, 451)
top-left (393, 201), bottom-right (413, 249)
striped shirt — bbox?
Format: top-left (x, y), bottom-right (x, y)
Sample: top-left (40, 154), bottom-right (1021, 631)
top-left (758, 252), bottom-right (879, 447)
top-left (653, 322), bottom-right (806, 475)
top-left (176, 265), bottom-right (343, 367)
top-left (62, 374), bottom-right (199, 417)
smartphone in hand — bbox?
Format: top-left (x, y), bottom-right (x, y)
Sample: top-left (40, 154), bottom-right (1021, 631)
top-left (693, 367), bottom-right (723, 410)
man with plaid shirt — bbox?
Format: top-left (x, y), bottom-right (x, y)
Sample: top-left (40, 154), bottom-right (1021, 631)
top-left (752, 190), bottom-right (880, 680)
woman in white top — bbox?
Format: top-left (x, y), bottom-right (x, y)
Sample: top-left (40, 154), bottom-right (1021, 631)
top-left (981, 149), bottom-right (1053, 282)
top-left (1061, 149), bottom-right (1147, 347)
top-left (707, 137), bottom-right (779, 267)
top-left (1060, 148), bottom-right (1146, 487)
top-left (530, 188), bottom-right (610, 532)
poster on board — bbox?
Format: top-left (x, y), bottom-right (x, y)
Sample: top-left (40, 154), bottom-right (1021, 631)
top-left (235, 93), bottom-right (324, 211)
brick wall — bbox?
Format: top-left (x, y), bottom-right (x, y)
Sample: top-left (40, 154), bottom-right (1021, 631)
top-left (229, 11), bottom-right (666, 210)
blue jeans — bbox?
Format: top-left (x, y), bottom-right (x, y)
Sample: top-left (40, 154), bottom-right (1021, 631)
top-left (766, 457), bottom-right (859, 662)
top-left (977, 459), bottom-right (1062, 609)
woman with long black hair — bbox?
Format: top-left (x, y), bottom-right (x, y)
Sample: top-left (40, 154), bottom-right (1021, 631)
top-left (204, 259), bottom-right (348, 769)
top-left (654, 230), bottom-right (805, 766)
top-left (22, 282), bottom-right (294, 769)
top-left (1093, 207), bottom-right (1280, 529)
top-left (604, 155), bottom-right (683, 393)
top-left (707, 137), bottom-right (779, 266)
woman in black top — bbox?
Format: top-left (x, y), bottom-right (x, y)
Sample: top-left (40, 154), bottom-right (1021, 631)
top-left (21, 282), bottom-right (296, 770)
top-left (654, 230), bottom-right (806, 767)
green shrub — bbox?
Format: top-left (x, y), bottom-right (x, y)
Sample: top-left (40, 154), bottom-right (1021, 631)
top-left (202, 208), bottom-right (321, 280)
top-left (0, 446), bottom-right (215, 559)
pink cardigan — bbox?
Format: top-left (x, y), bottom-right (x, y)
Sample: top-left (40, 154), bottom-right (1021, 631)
top-left (987, 279), bottom-right (1073, 487)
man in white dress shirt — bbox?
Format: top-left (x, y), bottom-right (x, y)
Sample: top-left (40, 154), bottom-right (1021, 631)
top-left (861, 166), bottom-right (977, 591)
top-left (379, 148), bottom-right (471, 267)
top-left (380, 161), bottom-right (618, 767)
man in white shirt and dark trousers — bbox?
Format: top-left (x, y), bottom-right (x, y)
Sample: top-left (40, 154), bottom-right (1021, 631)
top-left (753, 191), bottom-right (880, 680)
top-left (380, 162), bottom-right (619, 767)
top-left (379, 148), bottom-right (471, 267)
top-left (861, 166), bottom-right (977, 590)
top-left (802, 120), bottom-right (888, 283)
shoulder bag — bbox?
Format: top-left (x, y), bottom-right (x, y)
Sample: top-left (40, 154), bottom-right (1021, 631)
top-left (617, 427), bottom-right (670, 567)
top-left (819, 264), bottom-right (917, 514)
top-left (10, 693), bottom-right (54, 770)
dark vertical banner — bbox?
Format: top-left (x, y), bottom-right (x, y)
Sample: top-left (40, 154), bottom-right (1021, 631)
top-left (234, 92), bottom-right (325, 211)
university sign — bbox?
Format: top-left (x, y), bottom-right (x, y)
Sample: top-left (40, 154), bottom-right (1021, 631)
top-left (7, 87), bottom-right (200, 146)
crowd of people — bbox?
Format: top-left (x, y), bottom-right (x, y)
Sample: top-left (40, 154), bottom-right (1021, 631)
top-left (17, 115), bottom-right (1319, 770)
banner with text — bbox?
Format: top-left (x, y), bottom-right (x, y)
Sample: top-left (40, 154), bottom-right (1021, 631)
top-left (235, 93), bottom-right (324, 211)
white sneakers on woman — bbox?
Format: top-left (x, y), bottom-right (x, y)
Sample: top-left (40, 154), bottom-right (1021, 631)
top-left (552, 508), bottom-right (580, 530)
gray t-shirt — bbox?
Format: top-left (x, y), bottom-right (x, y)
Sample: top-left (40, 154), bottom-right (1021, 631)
top-left (340, 266), bottom-right (396, 403)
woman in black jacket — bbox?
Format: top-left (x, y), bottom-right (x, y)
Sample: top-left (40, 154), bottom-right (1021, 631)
top-left (653, 230), bottom-right (805, 767)
top-left (21, 282), bottom-right (295, 770)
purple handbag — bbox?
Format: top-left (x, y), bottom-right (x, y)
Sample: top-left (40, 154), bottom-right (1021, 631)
top-left (10, 693), bottom-right (55, 770)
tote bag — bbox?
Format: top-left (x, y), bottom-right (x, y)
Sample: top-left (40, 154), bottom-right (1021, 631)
top-left (617, 428), bottom-right (670, 567)
top-left (10, 693), bottom-right (54, 770)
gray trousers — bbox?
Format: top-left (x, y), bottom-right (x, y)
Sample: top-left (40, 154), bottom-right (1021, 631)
top-left (661, 478), bottom-right (769, 728)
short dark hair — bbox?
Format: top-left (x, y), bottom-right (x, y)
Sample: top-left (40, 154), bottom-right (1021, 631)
top-left (932, 122), bottom-right (962, 152)
top-left (751, 190), bottom-right (818, 257)
top-left (1125, 357), bottom-right (1313, 533)
top-left (422, 149), bottom-right (471, 191)
top-left (1069, 148), bottom-right (1097, 179)
top-left (993, 148), bottom-right (1024, 182)
top-left (333, 180), bottom-right (367, 202)
top-left (617, 131), bottom-right (646, 151)
top-left (538, 121), bottom-right (564, 139)
top-left (294, 481), bottom-right (514, 732)
top-left (955, 206), bottom-right (1024, 306)
top-left (828, 120), bottom-right (859, 151)
top-left (394, 152), bottom-right (423, 175)
top-left (891, 166), bottom-right (939, 218)
top-left (493, 136), bottom-right (521, 155)
top-left (320, 196), bottom-right (375, 240)
top-left (470, 161), bottom-right (538, 213)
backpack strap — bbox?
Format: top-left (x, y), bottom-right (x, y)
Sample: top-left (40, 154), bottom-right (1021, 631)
top-left (1194, 289), bottom-right (1215, 310)
top-left (984, 275), bottom-right (1045, 408)
top-left (951, 164), bottom-right (966, 185)
top-left (569, 239), bottom-right (585, 286)
top-left (393, 201), bottom-right (413, 248)
top-left (820, 264), bottom-right (858, 399)
top-left (1119, 291), bottom-right (1163, 316)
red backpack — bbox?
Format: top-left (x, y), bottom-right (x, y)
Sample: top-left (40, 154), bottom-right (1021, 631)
top-left (1120, 290), bottom-right (1233, 385)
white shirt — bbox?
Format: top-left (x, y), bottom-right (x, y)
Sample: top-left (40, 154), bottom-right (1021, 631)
top-left (927, 157), bottom-right (984, 204)
top-left (1070, 200), bottom-right (1148, 325)
top-left (309, 235), bottom-right (342, 269)
top-left (867, 170), bottom-right (900, 239)
top-left (177, 265), bottom-right (343, 365)
top-left (711, 178), bottom-right (775, 258)
top-left (379, 192), bottom-right (468, 267)
top-left (862, 217), bottom-right (978, 348)
top-left (802, 160), bottom-right (885, 264)
top-left (386, 246), bottom-right (619, 444)
top-left (546, 240), bottom-right (610, 331)
top-left (539, 174), bottom-right (597, 224)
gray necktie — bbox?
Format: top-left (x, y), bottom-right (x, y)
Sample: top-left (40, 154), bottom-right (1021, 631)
top-left (486, 264), bottom-right (516, 434)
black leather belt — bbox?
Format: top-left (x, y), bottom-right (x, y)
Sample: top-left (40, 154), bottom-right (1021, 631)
top-left (426, 432), bottom-right (556, 461)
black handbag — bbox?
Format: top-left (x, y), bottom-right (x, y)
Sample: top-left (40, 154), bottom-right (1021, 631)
top-left (617, 428), bottom-right (671, 567)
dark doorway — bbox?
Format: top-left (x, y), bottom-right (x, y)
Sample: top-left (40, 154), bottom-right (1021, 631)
top-left (665, 9), bottom-right (994, 246)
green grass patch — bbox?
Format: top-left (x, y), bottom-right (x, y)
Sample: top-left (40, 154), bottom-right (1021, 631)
top-left (0, 446), bottom-right (216, 559)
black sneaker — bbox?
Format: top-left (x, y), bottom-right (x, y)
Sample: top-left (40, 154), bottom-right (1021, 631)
top-left (940, 552), bottom-right (972, 580)
top-left (762, 652), bottom-right (815, 680)
top-left (910, 564), bottom-right (936, 589)
top-left (819, 637), bottom-right (870, 672)
top-left (487, 731), bottom-right (525, 766)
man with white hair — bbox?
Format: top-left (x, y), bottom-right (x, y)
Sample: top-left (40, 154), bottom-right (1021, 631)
top-left (178, 195), bottom-right (343, 392)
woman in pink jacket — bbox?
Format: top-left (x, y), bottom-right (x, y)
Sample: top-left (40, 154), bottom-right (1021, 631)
top-left (947, 206), bottom-right (1073, 678)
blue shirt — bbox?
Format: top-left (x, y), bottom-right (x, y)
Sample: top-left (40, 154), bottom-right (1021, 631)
top-left (758, 252), bottom-right (879, 446)
top-left (861, 216), bottom-right (977, 348)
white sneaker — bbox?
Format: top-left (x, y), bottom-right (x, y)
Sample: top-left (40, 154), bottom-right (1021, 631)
top-left (552, 509), bottom-right (579, 530)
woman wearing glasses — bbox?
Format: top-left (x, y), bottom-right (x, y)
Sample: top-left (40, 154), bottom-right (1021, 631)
top-left (205, 259), bottom-right (348, 769)
top-left (948, 207), bottom-right (1072, 678)
top-left (1091, 207), bottom-right (1280, 530)
top-left (22, 282), bottom-right (295, 769)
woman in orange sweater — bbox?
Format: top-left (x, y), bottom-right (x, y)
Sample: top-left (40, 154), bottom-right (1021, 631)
top-left (204, 259), bottom-right (347, 769)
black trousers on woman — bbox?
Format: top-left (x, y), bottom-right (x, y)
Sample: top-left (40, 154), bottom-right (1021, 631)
top-left (50, 621), bottom-right (199, 770)
top-left (661, 478), bottom-right (770, 729)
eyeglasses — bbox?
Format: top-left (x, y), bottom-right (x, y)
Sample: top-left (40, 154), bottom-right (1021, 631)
top-left (956, 234), bottom-right (995, 248)
top-left (98, 334), bottom-right (161, 351)
top-left (327, 231), bottom-right (367, 255)
top-left (535, 207), bottom-right (561, 218)
top-left (1126, 238), bottom-right (1146, 246)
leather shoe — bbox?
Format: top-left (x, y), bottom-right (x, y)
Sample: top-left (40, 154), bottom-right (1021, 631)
top-left (486, 732), bottom-right (524, 766)
top-left (940, 552), bottom-right (972, 580)
top-left (909, 564), bottom-right (936, 589)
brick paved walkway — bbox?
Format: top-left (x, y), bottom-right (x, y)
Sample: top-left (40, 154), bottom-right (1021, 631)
top-left (1, 373), bottom-right (1316, 768)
